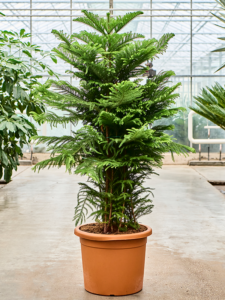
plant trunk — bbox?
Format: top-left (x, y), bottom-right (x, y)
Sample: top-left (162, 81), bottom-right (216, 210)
top-left (118, 166), bottom-right (126, 232)
top-left (104, 171), bottom-right (109, 233)
top-left (130, 195), bottom-right (136, 223)
top-left (107, 169), bottom-right (113, 232)
top-left (104, 117), bottom-right (110, 233)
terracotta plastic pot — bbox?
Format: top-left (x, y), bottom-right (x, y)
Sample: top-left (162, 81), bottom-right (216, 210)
top-left (74, 224), bottom-right (152, 296)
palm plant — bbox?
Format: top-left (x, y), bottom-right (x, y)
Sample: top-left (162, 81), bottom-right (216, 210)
top-left (32, 11), bottom-right (193, 233)
top-left (191, 83), bottom-right (225, 130)
top-left (190, 0), bottom-right (225, 127)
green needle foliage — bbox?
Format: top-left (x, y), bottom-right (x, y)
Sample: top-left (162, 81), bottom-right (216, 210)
top-left (190, 83), bottom-right (225, 130)
top-left (32, 10), bottom-right (194, 232)
top-left (0, 26), bottom-right (57, 182)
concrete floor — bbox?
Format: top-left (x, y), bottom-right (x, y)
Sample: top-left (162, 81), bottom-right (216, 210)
top-left (0, 166), bottom-right (225, 300)
top-left (0, 166), bottom-right (30, 189)
top-left (192, 166), bottom-right (225, 182)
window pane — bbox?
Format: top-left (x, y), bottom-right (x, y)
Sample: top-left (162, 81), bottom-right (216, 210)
top-left (192, 76), bottom-right (225, 153)
top-left (154, 77), bottom-right (191, 146)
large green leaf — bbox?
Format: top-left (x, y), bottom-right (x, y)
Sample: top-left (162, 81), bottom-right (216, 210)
top-left (0, 150), bottom-right (9, 166)
top-left (6, 122), bottom-right (16, 132)
top-left (0, 121), bottom-right (7, 130)
top-left (14, 122), bottom-right (28, 133)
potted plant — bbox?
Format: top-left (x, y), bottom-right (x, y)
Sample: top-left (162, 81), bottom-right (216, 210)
top-left (32, 10), bottom-right (194, 296)
top-left (0, 25), bottom-right (57, 182)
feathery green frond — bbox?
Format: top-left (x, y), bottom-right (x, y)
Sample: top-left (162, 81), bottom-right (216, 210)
top-left (155, 33), bottom-right (175, 54)
top-left (190, 82), bottom-right (225, 130)
top-left (109, 11), bottom-right (144, 33)
top-left (33, 10), bottom-right (193, 232)
top-left (73, 10), bottom-right (108, 35)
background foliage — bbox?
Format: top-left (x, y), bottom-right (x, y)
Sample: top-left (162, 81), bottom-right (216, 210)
top-left (190, 0), bottom-right (225, 128)
top-left (0, 22), bottom-right (57, 182)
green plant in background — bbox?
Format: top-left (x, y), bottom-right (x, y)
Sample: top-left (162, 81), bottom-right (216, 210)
top-left (155, 95), bottom-right (190, 145)
top-left (190, 83), bottom-right (225, 129)
top-left (32, 11), bottom-right (194, 233)
top-left (0, 22), bottom-right (57, 182)
top-left (190, 0), bottom-right (225, 128)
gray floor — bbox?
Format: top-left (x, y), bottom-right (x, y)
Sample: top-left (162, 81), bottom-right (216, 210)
top-left (143, 166), bottom-right (225, 261)
top-left (192, 165), bottom-right (225, 182)
top-left (1, 165), bottom-right (225, 300)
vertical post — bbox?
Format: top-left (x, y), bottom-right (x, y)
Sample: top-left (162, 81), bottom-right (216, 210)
top-left (209, 53), bottom-right (211, 74)
top-left (220, 144), bottom-right (222, 161)
top-left (43, 122), bottom-right (47, 136)
top-left (199, 144), bottom-right (201, 161)
top-left (150, 0), bottom-right (152, 39)
top-left (70, 0), bottom-right (72, 36)
top-left (30, 0), bottom-right (33, 156)
top-left (30, 0), bottom-right (32, 97)
top-left (70, 0), bottom-right (73, 136)
top-left (208, 127), bottom-right (210, 161)
top-left (190, 0), bottom-right (193, 148)
top-left (109, 0), bottom-right (113, 16)
top-left (30, 0), bottom-right (32, 45)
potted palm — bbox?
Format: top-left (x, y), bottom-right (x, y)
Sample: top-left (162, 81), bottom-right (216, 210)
top-left (32, 10), bottom-right (194, 296)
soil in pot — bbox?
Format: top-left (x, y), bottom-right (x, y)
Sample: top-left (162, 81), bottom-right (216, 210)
top-left (80, 223), bottom-right (147, 235)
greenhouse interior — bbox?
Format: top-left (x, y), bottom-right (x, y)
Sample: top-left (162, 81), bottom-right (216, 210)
top-left (1, 0), bottom-right (225, 299)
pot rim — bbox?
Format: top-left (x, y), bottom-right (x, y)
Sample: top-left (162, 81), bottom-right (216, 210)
top-left (74, 223), bottom-right (152, 241)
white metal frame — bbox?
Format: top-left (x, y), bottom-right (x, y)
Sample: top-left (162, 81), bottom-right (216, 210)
top-left (188, 110), bottom-right (225, 144)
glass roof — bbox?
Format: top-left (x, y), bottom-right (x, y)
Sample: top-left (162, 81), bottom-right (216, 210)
top-left (2, 0), bottom-right (225, 149)
top-left (1, 0), bottom-right (225, 76)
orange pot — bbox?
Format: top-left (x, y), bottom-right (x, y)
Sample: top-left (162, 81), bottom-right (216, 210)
top-left (74, 224), bottom-right (152, 296)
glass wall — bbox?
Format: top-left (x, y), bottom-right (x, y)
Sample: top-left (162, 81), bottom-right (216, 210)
top-left (2, 0), bottom-right (225, 152)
